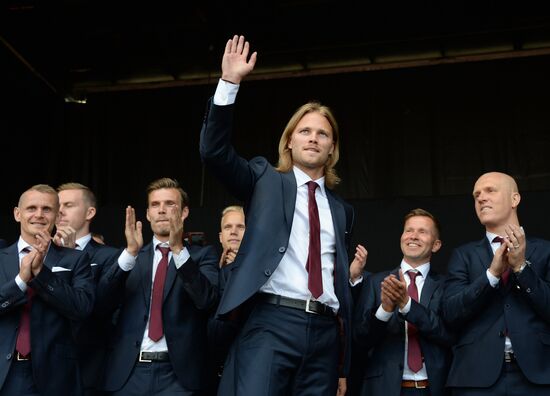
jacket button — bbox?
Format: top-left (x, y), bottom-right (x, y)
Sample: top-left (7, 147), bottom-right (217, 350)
top-left (1, 301), bottom-right (9, 308)
top-left (6, 353), bottom-right (11, 360)
top-left (526, 288), bottom-right (531, 293)
top-left (264, 269), bottom-right (272, 276)
top-left (505, 304), bottom-right (511, 308)
top-left (48, 285), bottom-right (54, 291)
top-left (278, 247), bottom-right (286, 253)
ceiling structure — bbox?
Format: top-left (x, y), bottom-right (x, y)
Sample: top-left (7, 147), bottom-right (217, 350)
top-left (2, 0), bottom-right (550, 101)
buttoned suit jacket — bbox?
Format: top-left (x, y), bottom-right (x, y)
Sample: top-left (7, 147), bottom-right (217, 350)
top-left (0, 242), bottom-right (95, 395)
top-left (96, 241), bottom-right (219, 392)
top-left (443, 237), bottom-right (550, 387)
top-left (354, 268), bottom-right (453, 396)
top-left (199, 100), bottom-right (355, 374)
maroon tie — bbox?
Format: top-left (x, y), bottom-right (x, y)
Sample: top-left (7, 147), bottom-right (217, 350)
top-left (492, 236), bottom-right (510, 285)
top-left (407, 270), bottom-right (423, 372)
top-left (306, 181), bottom-right (323, 299)
top-left (148, 246), bottom-right (170, 342)
top-left (16, 248), bottom-right (34, 358)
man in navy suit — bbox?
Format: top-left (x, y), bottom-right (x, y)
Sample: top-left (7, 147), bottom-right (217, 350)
top-left (97, 177), bottom-right (218, 395)
top-left (354, 208), bottom-right (453, 396)
top-left (200, 35), bottom-right (360, 396)
top-left (443, 172), bottom-right (550, 395)
top-left (0, 184), bottom-right (95, 395)
top-left (57, 182), bottom-right (120, 395)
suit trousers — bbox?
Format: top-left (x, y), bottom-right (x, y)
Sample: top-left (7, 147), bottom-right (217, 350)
top-left (451, 360), bottom-right (550, 396)
top-left (218, 300), bottom-right (340, 396)
top-left (109, 361), bottom-right (197, 396)
top-left (0, 360), bottom-right (39, 396)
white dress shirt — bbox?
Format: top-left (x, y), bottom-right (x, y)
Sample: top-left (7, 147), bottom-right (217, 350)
top-left (375, 260), bottom-right (430, 381)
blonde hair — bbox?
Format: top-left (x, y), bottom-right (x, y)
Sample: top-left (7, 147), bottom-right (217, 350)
top-left (57, 182), bottom-right (97, 207)
top-left (19, 184), bottom-right (59, 208)
top-left (275, 102), bottom-right (341, 188)
top-left (220, 205), bottom-right (244, 228)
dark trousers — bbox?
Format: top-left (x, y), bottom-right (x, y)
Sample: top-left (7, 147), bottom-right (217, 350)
top-left (0, 360), bottom-right (39, 396)
top-left (218, 300), bottom-right (340, 396)
top-left (401, 387), bottom-right (431, 396)
top-left (109, 361), bottom-right (197, 396)
top-left (451, 361), bottom-right (550, 396)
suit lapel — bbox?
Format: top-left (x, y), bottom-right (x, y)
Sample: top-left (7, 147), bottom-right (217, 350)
top-left (474, 238), bottom-right (493, 271)
top-left (44, 243), bottom-right (62, 270)
top-left (327, 190), bottom-right (346, 280)
top-left (0, 244), bottom-right (20, 281)
top-left (420, 271), bottom-right (438, 306)
top-left (140, 245), bottom-right (154, 307)
top-left (163, 245), bottom-right (186, 301)
top-left (281, 171), bottom-right (297, 233)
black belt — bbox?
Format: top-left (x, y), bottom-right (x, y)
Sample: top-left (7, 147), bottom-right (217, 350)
top-left (504, 351), bottom-right (517, 363)
top-left (138, 351), bottom-right (170, 362)
top-left (259, 293), bottom-right (335, 317)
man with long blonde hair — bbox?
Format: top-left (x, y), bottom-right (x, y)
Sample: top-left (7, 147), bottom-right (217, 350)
top-left (200, 35), bottom-right (364, 396)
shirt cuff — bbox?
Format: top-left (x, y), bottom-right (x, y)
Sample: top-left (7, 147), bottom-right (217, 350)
top-left (349, 275), bottom-right (363, 287)
top-left (398, 297), bottom-right (412, 314)
top-left (118, 249), bottom-right (137, 272)
top-left (375, 305), bottom-right (393, 322)
top-left (172, 247), bottom-right (190, 269)
top-left (15, 275), bottom-right (27, 292)
top-left (486, 269), bottom-right (500, 288)
top-left (213, 79), bottom-right (239, 105)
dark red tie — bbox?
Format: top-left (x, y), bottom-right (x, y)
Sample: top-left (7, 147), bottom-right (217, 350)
top-left (407, 270), bottom-right (423, 372)
top-left (16, 248), bottom-right (34, 358)
top-left (306, 181), bottom-right (323, 299)
top-left (492, 236), bottom-right (510, 285)
top-left (148, 246), bottom-right (170, 342)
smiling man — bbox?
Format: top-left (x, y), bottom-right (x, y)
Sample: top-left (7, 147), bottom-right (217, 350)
top-left (0, 184), bottom-right (94, 395)
top-left (443, 172), bottom-right (550, 395)
top-left (200, 35), bottom-right (356, 396)
top-left (353, 208), bottom-right (453, 396)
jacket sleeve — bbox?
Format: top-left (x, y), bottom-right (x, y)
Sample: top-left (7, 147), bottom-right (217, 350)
top-left (177, 245), bottom-right (219, 311)
top-left (30, 251), bottom-right (95, 321)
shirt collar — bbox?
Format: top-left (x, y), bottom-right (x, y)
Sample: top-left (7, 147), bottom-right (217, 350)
top-left (486, 227), bottom-right (526, 245)
top-left (76, 234), bottom-right (92, 250)
top-left (153, 237), bottom-right (170, 251)
top-left (17, 237), bottom-right (32, 254)
top-left (293, 165), bottom-right (326, 197)
top-left (401, 259), bottom-right (430, 278)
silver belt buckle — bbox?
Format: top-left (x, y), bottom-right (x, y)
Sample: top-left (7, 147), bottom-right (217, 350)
top-left (139, 352), bottom-right (152, 363)
top-left (16, 352), bottom-right (30, 361)
top-left (305, 298), bottom-right (319, 315)
top-left (415, 381), bottom-right (427, 389)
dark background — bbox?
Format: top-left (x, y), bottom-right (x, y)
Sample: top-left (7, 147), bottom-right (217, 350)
top-left (2, 2), bottom-right (550, 273)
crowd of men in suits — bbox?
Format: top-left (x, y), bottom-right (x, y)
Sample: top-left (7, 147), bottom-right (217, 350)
top-left (1, 34), bottom-right (549, 396)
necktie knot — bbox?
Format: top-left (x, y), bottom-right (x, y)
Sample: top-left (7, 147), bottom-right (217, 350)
top-left (408, 270), bottom-right (420, 283)
top-left (157, 246), bottom-right (171, 258)
top-left (492, 236), bottom-right (505, 244)
top-left (306, 181), bottom-right (319, 194)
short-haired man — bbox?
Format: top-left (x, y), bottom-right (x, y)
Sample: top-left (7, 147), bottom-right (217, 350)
top-left (218, 205), bottom-right (245, 268)
top-left (57, 182), bottom-right (120, 394)
top-left (97, 177), bottom-right (219, 395)
top-left (354, 208), bottom-right (453, 396)
top-left (0, 184), bottom-right (94, 395)
top-left (444, 172), bottom-right (550, 395)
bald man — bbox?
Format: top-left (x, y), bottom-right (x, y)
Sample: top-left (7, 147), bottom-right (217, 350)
top-left (443, 172), bottom-right (550, 395)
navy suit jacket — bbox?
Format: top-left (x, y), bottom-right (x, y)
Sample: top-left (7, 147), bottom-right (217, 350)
top-left (354, 269), bottom-right (453, 396)
top-left (0, 242), bottom-right (95, 395)
top-left (443, 237), bottom-right (550, 387)
top-left (74, 239), bottom-right (121, 389)
top-left (96, 241), bottom-right (219, 392)
top-left (200, 100), bottom-right (355, 374)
